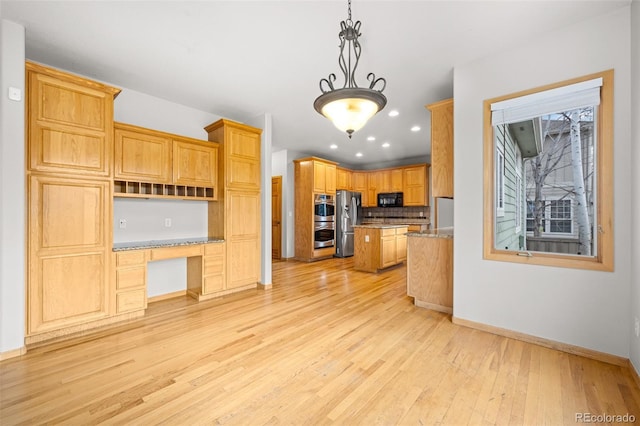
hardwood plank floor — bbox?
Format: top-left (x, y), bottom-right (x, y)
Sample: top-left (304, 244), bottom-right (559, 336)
top-left (1, 258), bottom-right (639, 425)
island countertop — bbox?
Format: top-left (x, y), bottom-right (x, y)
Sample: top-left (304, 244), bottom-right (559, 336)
top-left (406, 227), bottom-right (454, 239)
top-left (353, 224), bottom-right (410, 230)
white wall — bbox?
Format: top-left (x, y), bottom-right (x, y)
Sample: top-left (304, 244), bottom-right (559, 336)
top-left (453, 8), bottom-right (632, 357)
top-left (629, 0), bottom-right (640, 372)
top-left (0, 20), bottom-right (26, 353)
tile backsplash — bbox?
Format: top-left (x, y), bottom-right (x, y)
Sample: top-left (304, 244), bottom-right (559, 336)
top-left (363, 206), bottom-right (430, 219)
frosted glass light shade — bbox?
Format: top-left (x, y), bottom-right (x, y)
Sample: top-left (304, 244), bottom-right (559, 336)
top-left (314, 88), bottom-right (387, 136)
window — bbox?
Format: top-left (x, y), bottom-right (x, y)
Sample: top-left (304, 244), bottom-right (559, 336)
top-left (548, 199), bottom-right (572, 234)
top-left (483, 70), bottom-right (614, 271)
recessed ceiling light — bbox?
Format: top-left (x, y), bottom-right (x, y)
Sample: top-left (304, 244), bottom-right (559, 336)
top-left (382, 142), bottom-right (390, 148)
top-left (411, 126), bottom-right (421, 132)
top-left (367, 136), bottom-right (376, 141)
top-left (355, 152), bottom-right (363, 157)
top-left (388, 110), bottom-right (399, 117)
top-left (330, 144), bottom-right (338, 149)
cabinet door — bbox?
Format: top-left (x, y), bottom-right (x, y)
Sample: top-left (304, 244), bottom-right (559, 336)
top-left (352, 172), bottom-right (369, 206)
top-left (325, 164), bottom-right (337, 194)
top-left (403, 165), bottom-right (429, 206)
top-left (336, 168), bottom-right (352, 190)
top-left (227, 127), bottom-right (261, 190)
top-left (114, 127), bottom-right (172, 183)
top-left (313, 161), bottom-right (326, 193)
top-left (367, 172), bottom-right (379, 206)
top-left (28, 72), bottom-right (114, 177)
top-left (396, 233), bottom-right (407, 262)
top-left (390, 169), bottom-right (404, 192)
top-left (28, 175), bottom-right (110, 334)
top-left (380, 235), bottom-right (397, 269)
top-left (227, 192), bottom-right (260, 288)
top-left (378, 170), bottom-right (391, 193)
top-left (173, 139), bottom-right (218, 187)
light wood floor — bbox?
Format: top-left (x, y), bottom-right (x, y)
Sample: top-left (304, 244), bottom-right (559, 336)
top-left (1, 258), bottom-right (639, 425)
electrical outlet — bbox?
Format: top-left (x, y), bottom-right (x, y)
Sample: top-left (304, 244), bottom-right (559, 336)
top-left (365, 235), bottom-right (369, 243)
top-left (635, 317), bottom-right (639, 338)
top-left (119, 219), bottom-right (126, 229)
top-left (164, 218), bottom-right (172, 227)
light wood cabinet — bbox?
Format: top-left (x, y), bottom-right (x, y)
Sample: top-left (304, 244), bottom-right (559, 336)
top-left (113, 250), bottom-right (147, 314)
top-left (426, 99), bottom-right (454, 198)
top-left (293, 157), bottom-right (339, 261)
top-left (114, 123), bottom-right (219, 200)
top-left (26, 62), bottom-right (120, 341)
top-left (173, 137), bottom-right (218, 187)
top-left (114, 123), bottom-right (172, 183)
top-left (352, 171), bottom-right (369, 206)
top-left (336, 167), bottom-right (352, 190)
top-left (390, 169), bottom-right (404, 192)
top-left (201, 243), bottom-right (225, 294)
top-left (312, 160), bottom-right (337, 194)
top-left (403, 164), bottom-right (429, 206)
top-left (354, 226), bottom-right (408, 273)
top-left (206, 119), bottom-right (262, 292)
top-left (407, 235), bottom-right (453, 313)
top-left (28, 174), bottom-right (112, 334)
top-left (27, 63), bottom-right (119, 178)
top-left (366, 171), bottom-right (379, 206)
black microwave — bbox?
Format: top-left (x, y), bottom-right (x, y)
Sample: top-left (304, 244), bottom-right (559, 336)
top-left (377, 192), bottom-right (403, 207)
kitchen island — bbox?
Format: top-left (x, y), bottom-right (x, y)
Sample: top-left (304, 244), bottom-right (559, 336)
top-left (353, 224), bottom-right (408, 273)
top-left (406, 227), bottom-right (453, 313)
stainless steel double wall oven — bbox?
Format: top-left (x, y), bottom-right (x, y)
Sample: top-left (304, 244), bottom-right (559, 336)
top-left (313, 194), bottom-right (335, 248)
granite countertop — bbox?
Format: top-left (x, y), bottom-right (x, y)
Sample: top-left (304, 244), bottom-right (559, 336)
top-left (406, 227), bottom-right (454, 239)
top-left (362, 217), bottom-right (430, 226)
top-left (353, 224), bottom-right (412, 229)
top-left (113, 237), bottom-right (224, 251)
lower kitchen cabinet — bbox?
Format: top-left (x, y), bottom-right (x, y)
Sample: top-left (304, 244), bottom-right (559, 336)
top-left (354, 226), bottom-right (408, 273)
top-left (406, 232), bottom-right (453, 313)
top-left (202, 243), bottom-right (225, 294)
top-left (113, 250), bottom-right (147, 314)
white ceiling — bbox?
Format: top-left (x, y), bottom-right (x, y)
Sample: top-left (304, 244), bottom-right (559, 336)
top-left (1, 0), bottom-right (629, 167)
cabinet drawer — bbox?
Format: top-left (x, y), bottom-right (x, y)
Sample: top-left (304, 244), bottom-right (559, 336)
top-left (116, 266), bottom-right (146, 290)
top-left (150, 245), bottom-right (202, 260)
top-left (203, 275), bottom-right (225, 295)
top-left (116, 250), bottom-right (146, 267)
top-left (204, 243), bottom-right (224, 256)
top-left (381, 228), bottom-right (397, 237)
top-left (204, 256), bottom-right (224, 276)
top-left (116, 289), bottom-right (146, 313)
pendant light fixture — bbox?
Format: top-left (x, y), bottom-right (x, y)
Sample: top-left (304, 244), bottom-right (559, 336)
top-left (314, 0), bottom-right (387, 138)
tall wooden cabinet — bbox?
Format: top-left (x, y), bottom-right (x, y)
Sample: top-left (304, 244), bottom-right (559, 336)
top-left (426, 98), bottom-right (454, 198)
top-left (403, 164), bottom-right (429, 206)
top-left (293, 157), bottom-right (338, 261)
top-left (205, 119), bottom-right (262, 290)
top-left (26, 62), bottom-right (121, 340)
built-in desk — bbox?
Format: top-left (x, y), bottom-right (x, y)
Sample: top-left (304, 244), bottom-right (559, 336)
top-left (112, 237), bottom-right (226, 313)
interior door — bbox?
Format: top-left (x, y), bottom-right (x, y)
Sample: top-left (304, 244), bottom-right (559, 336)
top-left (272, 176), bottom-right (282, 259)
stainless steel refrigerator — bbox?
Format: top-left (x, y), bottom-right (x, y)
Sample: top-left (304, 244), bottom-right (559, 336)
top-left (334, 190), bottom-right (362, 257)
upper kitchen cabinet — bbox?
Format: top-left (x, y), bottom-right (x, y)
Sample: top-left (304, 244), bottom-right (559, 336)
top-left (426, 98), bottom-right (454, 198)
top-left (114, 123), bottom-right (172, 184)
top-left (336, 167), bottom-right (352, 190)
top-left (403, 164), bottom-right (430, 206)
top-left (377, 168), bottom-right (404, 193)
top-left (113, 122), bottom-right (219, 201)
top-left (352, 171), bottom-right (370, 206)
top-left (173, 137), bottom-right (218, 187)
top-left (27, 62), bottom-right (120, 177)
top-left (313, 159), bottom-right (337, 194)
top-left (206, 119), bottom-right (261, 191)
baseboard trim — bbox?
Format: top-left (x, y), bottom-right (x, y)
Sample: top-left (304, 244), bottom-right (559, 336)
top-left (0, 346), bottom-right (27, 361)
top-left (452, 316), bottom-right (628, 367)
top-left (259, 283), bottom-right (273, 290)
top-left (629, 360), bottom-right (640, 389)
top-left (148, 290), bottom-right (186, 303)
top-left (414, 299), bottom-right (452, 314)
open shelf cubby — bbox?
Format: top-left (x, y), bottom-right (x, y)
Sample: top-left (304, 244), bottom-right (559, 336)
top-left (114, 180), bottom-right (216, 201)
